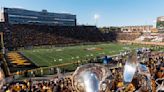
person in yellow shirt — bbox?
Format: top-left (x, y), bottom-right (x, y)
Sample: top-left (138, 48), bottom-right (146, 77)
top-left (117, 81), bottom-right (124, 88)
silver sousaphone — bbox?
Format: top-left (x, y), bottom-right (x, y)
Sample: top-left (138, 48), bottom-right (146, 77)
top-left (123, 52), bottom-right (137, 84)
top-left (79, 71), bottom-right (99, 92)
top-left (72, 64), bottom-right (111, 92)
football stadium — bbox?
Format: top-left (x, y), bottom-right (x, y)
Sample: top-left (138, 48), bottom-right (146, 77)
top-left (0, 4), bottom-right (164, 92)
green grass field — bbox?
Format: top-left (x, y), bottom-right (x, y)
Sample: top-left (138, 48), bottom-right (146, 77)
top-left (20, 43), bottom-right (146, 67)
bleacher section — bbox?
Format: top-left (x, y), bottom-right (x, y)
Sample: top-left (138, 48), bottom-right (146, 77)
top-left (116, 33), bottom-right (141, 40)
top-left (3, 24), bottom-right (117, 50)
top-left (135, 33), bottom-right (164, 42)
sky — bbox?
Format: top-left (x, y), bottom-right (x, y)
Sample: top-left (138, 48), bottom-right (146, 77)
top-left (0, 0), bottom-right (164, 27)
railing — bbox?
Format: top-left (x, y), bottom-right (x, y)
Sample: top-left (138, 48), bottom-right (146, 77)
top-left (118, 40), bottom-right (164, 46)
top-left (11, 58), bottom-right (92, 79)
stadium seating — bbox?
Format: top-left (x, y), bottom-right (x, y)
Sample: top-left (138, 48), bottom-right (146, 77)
top-left (1, 24), bottom-right (121, 50)
top-left (116, 32), bottom-right (141, 40)
top-left (135, 33), bottom-right (164, 42)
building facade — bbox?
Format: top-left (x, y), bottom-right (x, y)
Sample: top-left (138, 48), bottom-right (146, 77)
top-left (0, 7), bottom-right (76, 26)
top-left (120, 25), bottom-right (153, 33)
top-left (157, 16), bottom-right (164, 32)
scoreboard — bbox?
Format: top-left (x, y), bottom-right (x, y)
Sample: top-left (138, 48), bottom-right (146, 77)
top-left (157, 16), bottom-right (164, 32)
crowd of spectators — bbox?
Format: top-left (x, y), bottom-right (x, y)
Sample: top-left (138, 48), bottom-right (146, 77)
top-left (135, 33), bottom-right (164, 42)
top-left (3, 76), bottom-right (74, 92)
top-left (116, 32), bottom-right (141, 40)
top-left (3, 24), bottom-right (118, 50)
top-left (2, 24), bottom-right (164, 51)
top-left (4, 25), bottom-right (81, 50)
top-left (1, 48), bottom-right (163, 92)
top-left (107, 50), bottom-right (164, 92)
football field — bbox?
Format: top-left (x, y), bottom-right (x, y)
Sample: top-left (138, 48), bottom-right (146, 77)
top-left (20, 43), bottom-right (145, 67)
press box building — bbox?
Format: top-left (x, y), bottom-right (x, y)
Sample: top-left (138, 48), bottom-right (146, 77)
top-left (0, 7), bottom-right (76, 26)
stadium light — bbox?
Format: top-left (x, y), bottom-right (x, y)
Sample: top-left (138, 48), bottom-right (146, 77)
top-left (94, 14), bottom-right (100, 26)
